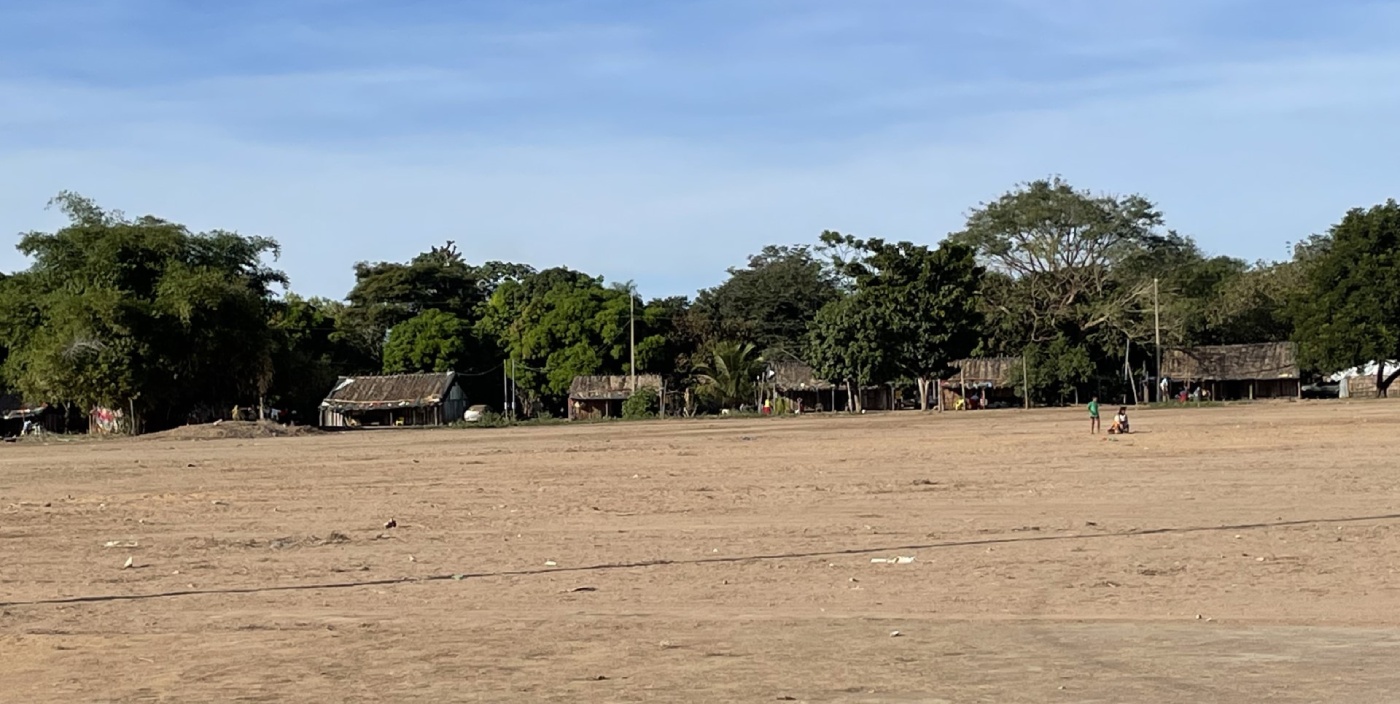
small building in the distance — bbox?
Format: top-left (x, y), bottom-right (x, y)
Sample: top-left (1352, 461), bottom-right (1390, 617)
top-left (769, 361), bottom-right (840, 412)
top-left (941, 357), bottom-right (1023, 410)
top-left (767, 361), bottom-right (897, 412)
top-left (1160, 342), bottom-right (1301, 401)
top-left (568, 375), bottom-right (663, 420)
top-left (319, 372), bottom-right (469, 428)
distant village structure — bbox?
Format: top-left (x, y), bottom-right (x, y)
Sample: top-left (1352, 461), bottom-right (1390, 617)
top-left (567, 375), bottom-right (663, 420)
top-left (319, 372), bottom-right (469, 428)
top-left (942, 357), bottom-right (1024, 410)
top-left (1333, 361), bottom-right (1400, 399)
top-left (766, 361), bottom-right (900, 412)
top-left (1159, 342), bottom-right (1301, 401)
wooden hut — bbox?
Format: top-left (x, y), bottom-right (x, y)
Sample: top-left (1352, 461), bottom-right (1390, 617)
top-left (940, 357), bottom-right (1022, 410)
top-left (769, 361), bottom-right (840, 412)
top-left (766, 361), bottom-right (897, 412)
top-left (319, 372), bottom-right (469, 428)
top-left (1159, 342), bottom-right (1300, 401)
top-left (568, 375), bottom-right (663, 420)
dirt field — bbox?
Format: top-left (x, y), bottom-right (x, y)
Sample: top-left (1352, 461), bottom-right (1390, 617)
top-left (3, 402), bottom-right (1399, 703)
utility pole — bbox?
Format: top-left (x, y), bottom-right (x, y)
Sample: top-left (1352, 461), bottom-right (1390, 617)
top-left (629, 285), bottom-right (637, 392)
top-left (1153, 277), bottom-right (1161, 402)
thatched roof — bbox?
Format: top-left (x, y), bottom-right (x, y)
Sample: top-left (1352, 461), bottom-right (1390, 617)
top-left (569, 375), bottom-right (663, 401)
top-left (768, 361), bottom-right (835, 391)
top-left (1161, 342), bottom-right (1299, 381)
top-left (320, 373), bottom-right (460, 411)
top-left (949, 357), bottom-right (1021, 386)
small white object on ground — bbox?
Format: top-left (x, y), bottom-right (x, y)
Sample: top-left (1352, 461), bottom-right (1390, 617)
top-left (889, 630), bottom-right (902, 637)
top-left (122, 556), bottom-right (134, 569)
top-left (545, 560), bottom-right (558, 566)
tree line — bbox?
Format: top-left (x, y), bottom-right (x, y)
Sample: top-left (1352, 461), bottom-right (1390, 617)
top-left (2, 179), bottom-right (1397, 431)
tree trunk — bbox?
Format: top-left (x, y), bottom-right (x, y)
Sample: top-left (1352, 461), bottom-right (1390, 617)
top-left (917, 377), bottom-right (930, 412)
top-left (1379, 362), bottom-right (1400, 398)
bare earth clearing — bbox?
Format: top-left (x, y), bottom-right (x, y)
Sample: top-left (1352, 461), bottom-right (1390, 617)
top-left (2, 402), bottom-right (1399, 703)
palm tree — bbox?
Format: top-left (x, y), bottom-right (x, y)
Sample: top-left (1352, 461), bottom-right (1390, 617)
top-left (693, 341), bottom-right (764, 410)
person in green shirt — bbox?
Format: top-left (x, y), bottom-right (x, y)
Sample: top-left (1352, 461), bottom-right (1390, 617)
top-left (1087, 397), bottom-right (1100, 434)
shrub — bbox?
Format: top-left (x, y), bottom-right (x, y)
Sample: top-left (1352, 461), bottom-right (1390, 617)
top-left (623, 386), bottom-right (660, 419)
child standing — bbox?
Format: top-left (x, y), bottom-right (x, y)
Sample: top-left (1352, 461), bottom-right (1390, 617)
top-left (1087, 397), bottom-right (1100, 434)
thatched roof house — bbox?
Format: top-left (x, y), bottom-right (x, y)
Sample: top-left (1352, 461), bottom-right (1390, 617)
top-left (1160, 342), bottom-right (1300, 400)
top-left (1160, 342), bottom-right (1299, 381)
top-left (319, 372), bottom-right (468, 427)
top-left (949, 357), bottom-right (1021, 386)
top-left (942, 357), bottom-right (1023, 409)
top-left (568, 375), bottom-right (662, 419)
top-left (767, 361), bottom-right (835, 391)
top-left (568, 375), bottom-right (663, 401)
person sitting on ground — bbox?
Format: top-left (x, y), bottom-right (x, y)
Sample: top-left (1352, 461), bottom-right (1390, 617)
top-left (1109, 407), bottom-right (1130, 434)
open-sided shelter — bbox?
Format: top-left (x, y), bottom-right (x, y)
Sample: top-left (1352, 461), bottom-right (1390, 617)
top-left (769, 361), bottom-right (840, 412)
top-left (941, 357), bottom-right (1023, 409)
top-left (319, 372), bottom-right (468, 428)
top-left (568, 375), bottom-right (663, 420)
top-left (766, 361), bottom-right (898, 412)
top-left (1160, 342), bottom-right (1300, 400)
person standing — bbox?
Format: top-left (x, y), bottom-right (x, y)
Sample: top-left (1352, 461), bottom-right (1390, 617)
top-left (1088, 397), bottom-right (1100, 434)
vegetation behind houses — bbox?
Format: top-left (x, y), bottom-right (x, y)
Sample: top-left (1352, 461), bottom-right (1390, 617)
top-left (3, 181), bottom-right (1398, 431)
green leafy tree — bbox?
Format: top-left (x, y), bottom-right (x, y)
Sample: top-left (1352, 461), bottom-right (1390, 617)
top-left (694, 245), bottom-right (840, 354)
top-left (0, 193), bottom-right (284, 430)
top-left (339, 241), bottom-right (532, 364)
top-left (1013, 336), bottom-right (1096, 405)
top-left (693, 341), bottom-right (763, 410)
top-left (622, 386), bottom-right (660, 419)
top-left (1295, 200), bottom-right (1400, 395)
top-left (477, 268), bottom-right (640, 414)
top-left (819, 233), bottom-right (985, 410)
top-left (382, 309), bottom-right (471, 374)
top-left (805, 294), bottom-right (887, 412)
top-left (265, 294), bottom-right (360, 422)
top-left (952, 177), bottom-right (1163, 345)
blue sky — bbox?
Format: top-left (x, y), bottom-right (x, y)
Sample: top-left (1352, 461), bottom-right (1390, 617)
top-left (3, 0), bottom-right (1399, 299)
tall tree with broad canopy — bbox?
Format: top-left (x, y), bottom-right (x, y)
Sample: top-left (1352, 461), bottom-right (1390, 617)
top-left (265, 294), bottom-right (367, 422)
top-left (693, 245), bottom-right (841, 355)
top-left (805, 293), bottom-right (887, 412)
top-left (818, 232), bottom-right (985, 411)
top-left (0, 192), bottom-right (285, 430)
top-left (952, 177), bottom-right (1164, 346)
top-left (382, 309), bottom-right (473, 374)
top-left (477, 268), bottom-right (672, 415)
top-left (340, 241), bottom-right (534, 364)
top-left (1295, 200), bottom-right (1400, 396)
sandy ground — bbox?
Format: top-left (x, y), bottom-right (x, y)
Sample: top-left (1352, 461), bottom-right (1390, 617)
top-left (2, 401), bottom-right (1399, 703)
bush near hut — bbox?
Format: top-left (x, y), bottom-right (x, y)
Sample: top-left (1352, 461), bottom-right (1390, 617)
top-left (622, 386), bottom-right (660, 419)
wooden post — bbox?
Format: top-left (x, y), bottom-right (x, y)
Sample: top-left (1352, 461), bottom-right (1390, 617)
top-left (1023, 356), bottom-right (1030, 410)
top-left (959, 369), bottom-right (966, 410)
